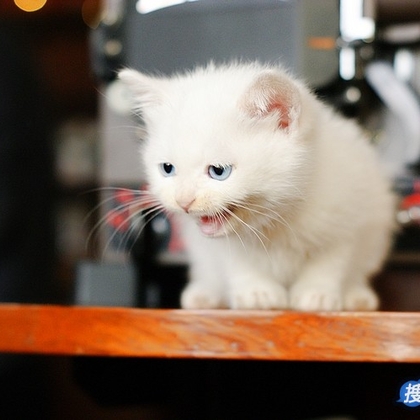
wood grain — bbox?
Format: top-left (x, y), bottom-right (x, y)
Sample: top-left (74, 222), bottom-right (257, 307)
top-left (1, 304), bottom-right (420, 362)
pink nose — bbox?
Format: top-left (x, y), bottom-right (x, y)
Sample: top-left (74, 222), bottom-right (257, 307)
top-left (176, 198), bottom-right (195, 213)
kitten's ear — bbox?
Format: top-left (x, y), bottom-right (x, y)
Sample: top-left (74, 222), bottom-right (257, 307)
top-left (240, 71), bottom-right (301, 130)
top-left (118, 68), bottom-right (165, 109)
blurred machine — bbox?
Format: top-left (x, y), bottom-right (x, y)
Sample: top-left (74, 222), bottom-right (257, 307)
top-left (79, 0), bottom-right (420, 308)
top-left (94, 0), bottom-right (339, 192)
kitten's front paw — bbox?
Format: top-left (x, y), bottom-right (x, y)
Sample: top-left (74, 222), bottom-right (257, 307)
top-left (344, 285), bottom-right (379, 311)
top-left (230, 282), bottom-right (288, 310)
top-left (181, 284), bottom-right (225, 309)
top-left (290, 284), bottom-right (343, 311)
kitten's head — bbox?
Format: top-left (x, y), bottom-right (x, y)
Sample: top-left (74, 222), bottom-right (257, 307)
top-left (119, 63), bottom-right (313, 238)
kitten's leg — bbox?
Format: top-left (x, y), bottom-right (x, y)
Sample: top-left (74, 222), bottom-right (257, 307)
top-left (181, 266), bottom-right (227, 309)
top-left (343, 280), bottom-right (379, 311)
top-left (289, 245), bottom-right (353, 311)
top-left (342, 226), bottom-right (390, 311)
top-left (229, 278), bottom-right (288, 310)
top-left (180, 232), bottom-right (228, 309)
top-left (227, 264), bottom-right (288, 310)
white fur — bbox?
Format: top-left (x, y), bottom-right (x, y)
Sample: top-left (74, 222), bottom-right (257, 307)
top-left (119, 62), bottom-right (396, 311)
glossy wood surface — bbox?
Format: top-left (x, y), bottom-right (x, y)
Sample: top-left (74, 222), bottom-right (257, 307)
top-left (1, 305), bottom-right (420, 362)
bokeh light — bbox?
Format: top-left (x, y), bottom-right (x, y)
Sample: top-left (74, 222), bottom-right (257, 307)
top-left (14, 0), bottom-right (47, 12)
top-left (82, 0), bottom-right (103, 29)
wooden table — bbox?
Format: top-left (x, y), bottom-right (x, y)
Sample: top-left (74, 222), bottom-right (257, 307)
top-left (1, 304), bottom-right (419, 362)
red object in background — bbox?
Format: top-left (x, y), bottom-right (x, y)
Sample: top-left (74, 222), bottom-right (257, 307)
top-left (401, 193), bottom-right (420, 210)
top-left (115, 189), bottom-right (136, 204)
top-left (107, 209), bottom-right (130, 232)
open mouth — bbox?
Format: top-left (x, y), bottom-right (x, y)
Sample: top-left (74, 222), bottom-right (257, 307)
top-left (198, 209), bottom-right (232, 236)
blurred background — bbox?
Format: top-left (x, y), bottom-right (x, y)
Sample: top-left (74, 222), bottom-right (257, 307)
top-left (1, 0), bottom-right (420, 419)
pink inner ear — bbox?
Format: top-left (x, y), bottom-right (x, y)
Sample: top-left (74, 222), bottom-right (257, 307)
top-left (266, 101), bottom-right (291, 130)
top-left (241, 71), bottom-right (300, 130)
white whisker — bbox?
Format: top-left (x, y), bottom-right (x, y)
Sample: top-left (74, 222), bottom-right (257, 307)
top-left (224, 208), bottom-right (272, 260)
top-left (86, 195), bottom-right (155, 248)
top-left (232, 200), bottom-right (298, 244)
top-left (99, 205), bottom-right (166, 260)
top-left (81, 186), bottom-right (146, 225)
top-left (219, 211), bottom-right (248, 254)
top-left (112, 206), bottom-right (166, 257)
top-left (83, 185), bottom-right (162, 258)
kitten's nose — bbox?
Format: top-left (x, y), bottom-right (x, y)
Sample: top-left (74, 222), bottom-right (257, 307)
top-left (176, 198), bottom-right (196, 213)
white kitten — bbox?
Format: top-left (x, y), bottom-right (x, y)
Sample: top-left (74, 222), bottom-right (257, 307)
top-left (119, 62), bottom-right (395, 311)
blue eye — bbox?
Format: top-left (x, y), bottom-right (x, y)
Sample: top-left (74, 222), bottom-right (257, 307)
top-left (159, 162), bottom-right (176, 177)
top-left (208, 164), bottom-right (233, 181)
